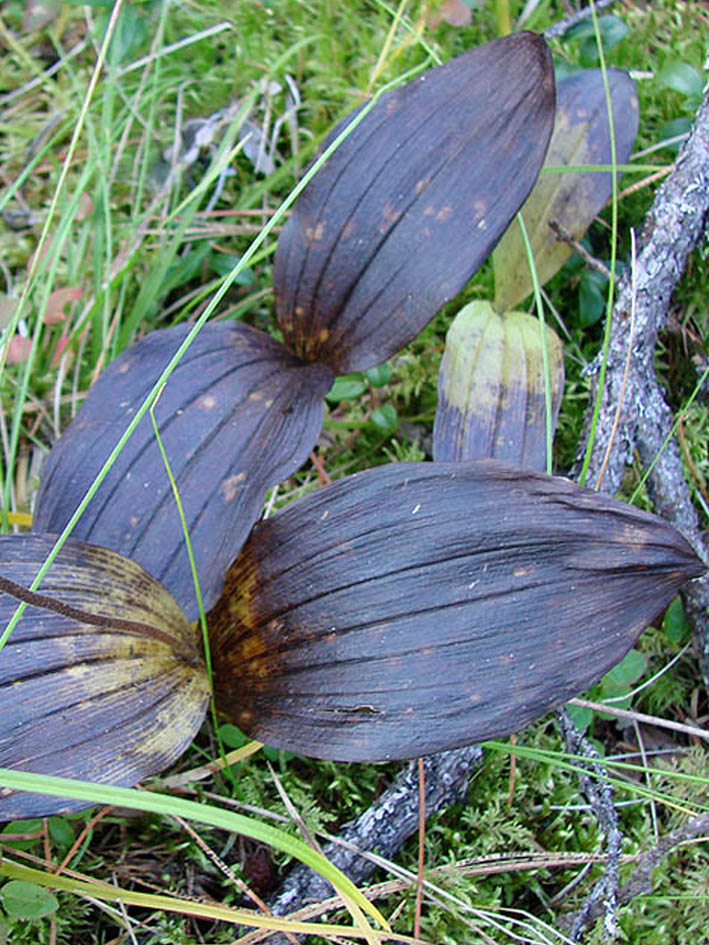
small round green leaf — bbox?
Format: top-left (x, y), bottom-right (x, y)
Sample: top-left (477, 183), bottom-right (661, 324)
top-left (565, 701), bottom-right (594, 734)
top-left (1, 820), bottom-right (43, 851)
top-left (48, 816), bottom-right (75, 851)
top-left (365, 364), bottom-right (392, 388)
top-left (218, 723), bottom-right (249, 749)
top-left (579, 269), bottom-right (607, 327)
top-left (325, 376), bottom-right (367, 402)
top-left (0, 881), bottom-right (58, 920)
top-left (662, 597), bottom-right (691, 644)
top-left (370, 404), bottom-right (398, 433)
top-left (656, 61), bottom-right (704, 99)
top-left (601, 649), bottom-right (647, 694)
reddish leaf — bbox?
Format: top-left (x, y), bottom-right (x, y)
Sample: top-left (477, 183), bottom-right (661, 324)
top-left (208, 461), bottom-right (704, 761)
top-left (3, 336), bottom-right (32, 365)
top-left (274, 32), bottom-right (555, 373)
top-left (0, 535), bottom-right (208, 819)
top-left (429, 0), bottom-right (475, 28)
top-left (44, 286), bottom-right (82, 325)
top-left (34, 323), bottom-right (333, 618)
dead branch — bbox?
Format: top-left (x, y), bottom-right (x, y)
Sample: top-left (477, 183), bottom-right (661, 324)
top-left (560, 79), bottom-right (709, 944)
top-left (557, 709), bottom-right (623, 941)
top-left (265, 746), bottom-right (482, 944)
top-left (563, 811), bottom-right (709, 931)
top-left (576, 86), bottom-right (709, 686)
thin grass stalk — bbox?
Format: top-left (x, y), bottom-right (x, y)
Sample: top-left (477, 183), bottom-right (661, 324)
top-left (0, 768), bottom-right (390, 935)
top-left (577, 0), bottom-right (621, 487)
top-left (516, 213), bottom-right (554, 474)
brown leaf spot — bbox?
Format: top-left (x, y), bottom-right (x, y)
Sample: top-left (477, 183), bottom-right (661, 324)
top-left (378, 204), bottom-right (402, 234)
top-left (435, 204), bottom-right (454, 223)
top-left (237, 709), bottom-right (254, 727)
top-left (220, 472), bottom-right (246, 503)
top-left (305, 223), bottom-right (325, 243)
top-left (415, 175), bottom-right (432, 195)
top-left (198, 394), bottom-right (217, 410)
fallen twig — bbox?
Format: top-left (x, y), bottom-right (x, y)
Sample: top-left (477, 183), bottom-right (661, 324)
top-left (563, 811), bottom-right (709, 931)
top-left (265, 746), bottom-right (483, 944)
top-left (577, 86), bottom-right (709, 686)
top-left (563, 77), bottom-right (709, 945)
top-left (557, 709), bottom-right (623, 942)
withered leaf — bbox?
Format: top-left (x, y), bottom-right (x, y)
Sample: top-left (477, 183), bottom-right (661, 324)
top-left (274, 32), bottom-right (555, 373)
top-left (0, 534), bottom-right (209, 819)
top-left (34, 323), bottom-right (333, 618)
top-left (208, 461), bottom-right (704, 762)
top-left (493, 68), bottom-right (639, 313)
top-left (433, 301), bottom-right (564, 470)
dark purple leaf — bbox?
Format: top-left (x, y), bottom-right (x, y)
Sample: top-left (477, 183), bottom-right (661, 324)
top-left (34, 323), bottom-right (333, 618)
top-left (493, 67), bottom-right (639, 312)
top-left (274, 31), bottom-right (555, 373)
top-left (208, 461), bottom-right (704, 761)
top-left (0, 535), bottom-right (209, 819)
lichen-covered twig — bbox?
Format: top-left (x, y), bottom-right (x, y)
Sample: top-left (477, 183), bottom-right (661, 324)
top-left (265, 746), bottom-right (482, 944)
top-left (577, 87), bottom-right (709, 684)
top-left (563, 811), bottom-right (709, 931)
top-left (556, 709), bottom-right (623, 941)
top-left (562, 83), bottom-right (709, 943)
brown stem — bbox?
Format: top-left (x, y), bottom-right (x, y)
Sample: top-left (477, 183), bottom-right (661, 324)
top-left (0, 573), bottom-right (198, 663)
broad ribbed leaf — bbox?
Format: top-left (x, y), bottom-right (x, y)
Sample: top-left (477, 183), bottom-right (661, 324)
top-left (34, 323), bottom-right (333, 618)
top-left (0, 535), bottom-right (209, 819)
top-left (493, 68), bottom-right (638, 312)
top-left (208, 462), bottom-right (703, 761)
top-left (275, 32), bottom-right (555, 373)
top-left (433, 301), bottom-right (564, 470)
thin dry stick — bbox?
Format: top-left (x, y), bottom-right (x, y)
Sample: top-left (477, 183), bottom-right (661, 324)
top-left (414, 758), bottom-right (425, 940)
top-left (676, 416), bottom-right (709, 511)
top-left (568, 698), bottom-right (709, 743)
top-left (549, 219), bottom-right (613, 281)
top-left (564, 812), bottom-right (709, 930)
top-left (556, 709), bottom-right (622, 941)
top-left (267, 762), bottom-right (324, 857)
top-left (172, 813), bottom-right (301, 945)
top-left (616, 165), bottom-right (672, 202)
top-left (56, 806), bottom-right (115, 875)
top-left (632, 720), bottom-right (659, 843)
top-left (506, 732), bottom-right (518, 809)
